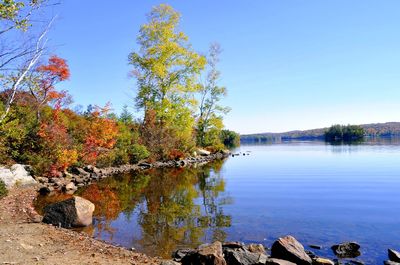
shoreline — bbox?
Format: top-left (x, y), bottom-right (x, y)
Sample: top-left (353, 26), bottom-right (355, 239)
top-left (37, 151), bottom-right (230, 194)
top-left (0, 187), bottom-right (161, 265)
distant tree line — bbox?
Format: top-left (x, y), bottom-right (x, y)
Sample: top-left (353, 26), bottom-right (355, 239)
top-left (324, 125), bottom-right (365, 142)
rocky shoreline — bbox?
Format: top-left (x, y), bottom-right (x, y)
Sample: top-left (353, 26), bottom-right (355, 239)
top-left (161, 236), bottom-right (400, 265)
top-left (36, 150), bottom-right (230, 194)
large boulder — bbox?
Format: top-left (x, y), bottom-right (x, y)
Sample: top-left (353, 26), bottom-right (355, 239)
top-left (271, 235), bottom-right (312, 265)
top-left (331, 242), bottom-right (360, 258)
top-left (0, 164), bottom-right (36, 189)
top-left (42, 196), bottom-right (95, 228)
top-left (389, 249), bottom-right (400, 262)
top-left (181, 241), bottom-right (226, 265)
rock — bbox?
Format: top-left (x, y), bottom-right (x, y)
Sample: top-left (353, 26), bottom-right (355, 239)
top-left (83, 165), bottom-right (100, 174)
top-left (160, 261), bottom-right (180, 265)
top-left (70, 167), bottom-right (90, 177)
top-left (0, 164), bottom-right (37, 189)
top-left (224, 248), bottom-right (267, 265)
top-left (265, 258), bottom-right (296, 265)
top-left (309, 245), bottom-right (322, 250)
top-left (181, 241), bottom-right (226, 265)
top-left (223, 242), bottom-right (245, 249)
top-left (271, 235), bottom-right (312, 265)
top-left (313, 257), bottom-right (335, 265)
top-left (65, 182), bottom-right (77, 191)
top-left (389, 249), bottom-right (400, 262)
top-left (138, 162), bottom-right (152, 168)
top-left (172, 248), bottom-right (195, 262)
top-left (42, 196), bottom-right (95, 228)
top-left (197, 149), bottom-right (211, 156)
top-left (385, 261), bottom-right (400, 265)
top-left (331, 242), bottom-right (360, 259)
top-left (38, 185), bottom-right (54, 195)
top-left (247, 243), bottom-right (266, 254)
top-left (349, 260), bottom-right (364, 265)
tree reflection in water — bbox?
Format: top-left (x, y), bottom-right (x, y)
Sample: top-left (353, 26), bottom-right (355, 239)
top-left (35, 161), bottom-right (232, 258)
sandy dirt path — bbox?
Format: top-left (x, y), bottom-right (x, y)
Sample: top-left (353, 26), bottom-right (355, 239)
top-left (0, 187), bottom-right (161, 265)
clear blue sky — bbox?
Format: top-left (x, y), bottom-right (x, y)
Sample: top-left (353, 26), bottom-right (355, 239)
top-left (48, 1), bottom-right (400, 134)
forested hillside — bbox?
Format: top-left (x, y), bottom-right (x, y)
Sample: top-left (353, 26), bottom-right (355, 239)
top-left (241, 122), bottom-right (400, 142)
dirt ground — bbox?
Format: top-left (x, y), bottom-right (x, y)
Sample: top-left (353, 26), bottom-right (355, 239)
top-left (0, 187), bottom-right (161, 265)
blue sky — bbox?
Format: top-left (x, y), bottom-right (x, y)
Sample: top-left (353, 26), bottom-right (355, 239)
top-left (48, 1), bottom-right (400, 134)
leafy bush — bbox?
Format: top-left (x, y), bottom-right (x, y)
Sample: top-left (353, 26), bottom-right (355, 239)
top-left (129, 144), bottom-right (149, 164)
top-left (0, 179), bottom-right (7, 198)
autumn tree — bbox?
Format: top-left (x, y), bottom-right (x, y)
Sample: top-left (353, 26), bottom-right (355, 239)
top-left (129, 4), bottom-right (206, 159)
top-left (197, 43), bottom-right (230, 149)
top-left (82, 104), bottom-right (118, 165)
top-left (26, 55), bottom-right (71, 119)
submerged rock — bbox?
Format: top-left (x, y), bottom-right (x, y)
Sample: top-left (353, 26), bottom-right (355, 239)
top-left (42, 196), bottom-right (95, 228)
top-left (389, 249), bottom-right (400, 262)
top-left (313, 257), bottom-right (335, 265)
top-left (331, 242), bottom-right (360, 259)
top-left (271, 235), bottom-right (312, 265)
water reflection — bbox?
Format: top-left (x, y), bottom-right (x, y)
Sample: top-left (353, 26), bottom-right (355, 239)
top-left (35, 160), bottom-right (232, 258)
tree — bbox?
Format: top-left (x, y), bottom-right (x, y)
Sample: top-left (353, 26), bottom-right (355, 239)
top-left (0, 0), bottom-right (57, 122)
top-left (26, 55), bottom-right (71, 119)
top-left (197, 43), bottom-right (230, 148)
top-left (129, 4), bottom-right (206, 159)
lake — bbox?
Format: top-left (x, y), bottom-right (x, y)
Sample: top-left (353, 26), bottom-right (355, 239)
top-left (36, 138), bottom-right (400, 263)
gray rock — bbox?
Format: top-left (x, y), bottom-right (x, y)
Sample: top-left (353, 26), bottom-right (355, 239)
top-left (172, 248), bottom-right (195, 262)
top-left (223, 241), bottom-right (245, 249)
top-left (181, 241), bottom-right (226, 265)
top-left (389, 249), bottom-right (400, 262)
top-left (224, 248), bottom-right (267, 265)
top-left (0, 164), bottom-right (37, 189)
top-left (271, 235), bottom-right (312, 265)
top-left (331, 242), bottom-right (360, 259)
top-left (42, 196), bottom-right (95, 228)
top-left (265, 258), bottom-right (296, 265)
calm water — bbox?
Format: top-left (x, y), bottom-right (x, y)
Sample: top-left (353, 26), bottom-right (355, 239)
top-left (36, 139), bottom-right (400, 263)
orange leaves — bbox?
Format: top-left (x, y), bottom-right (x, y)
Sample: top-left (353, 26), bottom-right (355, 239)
top-left (82, 104), bottom-right (118, 164)
top-left (37, 55), bottom-right (70, 82)
top-left (33, 55), bottom-right (71, 110)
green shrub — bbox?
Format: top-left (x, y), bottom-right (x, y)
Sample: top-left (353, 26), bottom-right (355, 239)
top-left (0, 179), bottom-right (7, 199)
top-left (129, 144), bottom-right (150, 164)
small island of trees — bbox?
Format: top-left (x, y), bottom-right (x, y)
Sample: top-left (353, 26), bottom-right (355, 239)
top-left (324, 124), bottom-right (365, 142)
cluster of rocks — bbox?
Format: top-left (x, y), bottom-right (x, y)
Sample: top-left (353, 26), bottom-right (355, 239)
top-left (0, 164), bottom-right (37, 189)
top-left (36, 150), bottom-right (230, 194)
top-left (161, 236), bottom-right (370, 265)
